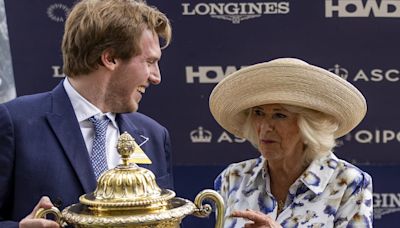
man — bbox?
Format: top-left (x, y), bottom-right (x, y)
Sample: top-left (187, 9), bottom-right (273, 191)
top-left (0, 0), bottom-right (173, 227)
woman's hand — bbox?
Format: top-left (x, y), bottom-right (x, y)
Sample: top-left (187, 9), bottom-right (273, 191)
top-left (231, 209), bottom-right (282, 228)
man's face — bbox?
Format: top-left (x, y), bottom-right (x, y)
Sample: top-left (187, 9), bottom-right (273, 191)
top-left (106, 29), bottom-right (162, 113)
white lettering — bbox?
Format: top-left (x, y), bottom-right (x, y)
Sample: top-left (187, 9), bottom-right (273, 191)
top-left (217, 132), bottom-right (246, 143)
top-left (325, 0), bottom-right (340, 17)
top-left (326, 0), bottom-right (400, 18)
top-left (209, 3), bottom-right (224, 15)
top-left (374, 193), bottom-right (400, 208)
top-left (278, 2), bottom-right (290, 13)
top-left (182, 2), bottom-right (290, 16)
top-left (382, 130), bottom-right (395, 143)
top-left (182, 3), bottom-right (195, 15)
top-left (373, 193), bottom-right (381, 207)
top-left (353, 70), bottom-right (370, 81)
top-left (196, 3), bottom-right (211, 15)
top-left (355, 129), bottom-right (400, 143)
top-left (239, 3), bottom-right (248, 14)
top-left (355, 130), bottom-right (373, 143)
top-left (217, 132), bottom-right (233, 143)
top-left (186, 66), bottom-right (244, 83)
top-left (225, 3), bottom-right (240, 15)
top-left (385, 69), bottom-right (400, 81)
top-left (52, 65), bottom-right (65, 78)
top-left (248, 3), bottom-right (264, 14)
top-left (346, 68), bottom-right (400, 82)
top-left (390, 194), bottom-right (400, 207)
top-left (370, 69), bottom-right (384, 81)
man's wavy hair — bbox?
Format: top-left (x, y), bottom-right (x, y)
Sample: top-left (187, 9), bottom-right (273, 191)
top-left (62, 0), bottom-right (171, 77)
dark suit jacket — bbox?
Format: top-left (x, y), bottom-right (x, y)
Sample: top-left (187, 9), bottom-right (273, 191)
top-left (0, 82), bottom-right (174, 227)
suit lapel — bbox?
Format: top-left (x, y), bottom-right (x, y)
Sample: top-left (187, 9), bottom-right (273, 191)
top-left (116, 114), bottom-right (146, 146)
top-left (46, 82), bottom-right (97, 193)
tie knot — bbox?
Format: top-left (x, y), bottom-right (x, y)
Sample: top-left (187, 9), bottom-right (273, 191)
top-left (89, 116), bottom-right (110, 136)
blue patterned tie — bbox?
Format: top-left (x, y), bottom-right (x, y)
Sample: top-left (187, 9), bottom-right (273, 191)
top-left (88, 116), bottom-right (110, 179)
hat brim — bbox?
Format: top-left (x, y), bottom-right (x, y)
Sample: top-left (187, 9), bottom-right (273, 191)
top-left (209, 58), bottom-right (367, 139)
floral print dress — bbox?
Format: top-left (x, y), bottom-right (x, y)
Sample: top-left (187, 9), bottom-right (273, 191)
top-left (214, 152), bottom-right (373, 228)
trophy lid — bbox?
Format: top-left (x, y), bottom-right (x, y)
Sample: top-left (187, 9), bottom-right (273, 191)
top-left (61, 132), bottom-right (196, 226)
top-left (79, 132), bottom-right (175, 209)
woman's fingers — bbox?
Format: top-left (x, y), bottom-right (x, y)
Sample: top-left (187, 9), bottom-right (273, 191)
top-left (231, 209), bottom-right (282, 228)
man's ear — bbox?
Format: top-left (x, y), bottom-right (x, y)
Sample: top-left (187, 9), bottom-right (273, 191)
top-left (100, 50), bottom-right (117, 70)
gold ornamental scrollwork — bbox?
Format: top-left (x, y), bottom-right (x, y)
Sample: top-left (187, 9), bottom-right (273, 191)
top-left (34, 132), bottom-right (225, 227)
top-left (193, 189), bottom-right (225, 228)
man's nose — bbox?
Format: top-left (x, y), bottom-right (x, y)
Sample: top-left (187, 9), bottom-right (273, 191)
top-left (149, 64), bottom-right (161, 85)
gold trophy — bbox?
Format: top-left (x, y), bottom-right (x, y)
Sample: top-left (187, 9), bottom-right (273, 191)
top-left (35, 132), bottom-right (224, 227)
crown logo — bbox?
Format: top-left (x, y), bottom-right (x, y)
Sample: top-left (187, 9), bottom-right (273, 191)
top-left (190, 126), bottom-right (212, 143)
top-left (328, 64), bottom-right (348, 80)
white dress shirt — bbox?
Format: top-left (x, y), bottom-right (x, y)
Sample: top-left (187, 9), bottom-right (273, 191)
top-left (63, 78), bottom-right (121, 169)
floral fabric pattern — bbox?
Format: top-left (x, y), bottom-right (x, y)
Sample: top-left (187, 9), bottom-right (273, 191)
top-left (214, 152), bottom-right (373, 228)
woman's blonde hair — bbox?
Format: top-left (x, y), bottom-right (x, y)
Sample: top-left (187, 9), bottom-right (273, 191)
top-left (242, 104), bottom-right (339, 164)
top-left (62, 0), bottom-right (171, 77)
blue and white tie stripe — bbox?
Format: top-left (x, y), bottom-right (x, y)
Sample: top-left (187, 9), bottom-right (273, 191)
top-left (88, 116), bottom-right (110, 179)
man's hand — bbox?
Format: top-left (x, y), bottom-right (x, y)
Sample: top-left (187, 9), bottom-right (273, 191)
top-left (231, 209), bottom-right (282, 228)
top-left (19, 196), bottom-right (59, 228)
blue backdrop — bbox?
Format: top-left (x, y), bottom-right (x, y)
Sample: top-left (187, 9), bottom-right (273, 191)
top-left (3, 0), bottom-right (400, 227)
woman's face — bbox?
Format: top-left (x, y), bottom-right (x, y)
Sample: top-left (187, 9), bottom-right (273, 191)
top-left (251, 104), bottom-right (304, 161)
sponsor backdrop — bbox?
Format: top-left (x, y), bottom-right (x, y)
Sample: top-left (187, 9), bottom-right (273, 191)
top-left (3, 0), bottom-right (400, 226)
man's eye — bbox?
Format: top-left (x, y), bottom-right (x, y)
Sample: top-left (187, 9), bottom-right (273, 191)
top-left (147, 59), bottom-right (157, 64)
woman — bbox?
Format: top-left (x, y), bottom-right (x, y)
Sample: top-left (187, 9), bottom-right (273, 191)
top-left (209, 58), bottom-right (372, 227)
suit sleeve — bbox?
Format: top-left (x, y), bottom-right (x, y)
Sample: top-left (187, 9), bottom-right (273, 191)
top-left (163, 127), bottom-right (174, 189)
top-left (0, 104), bottom-right (19, 227)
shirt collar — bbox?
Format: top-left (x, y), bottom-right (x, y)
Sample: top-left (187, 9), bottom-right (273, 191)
top-left (246, 156), bottom-right (266, 188)
top-left (244, 153), bottom-right (338, 195)
top-left (299, 152), bottom-right (338, 194)
top-left (63, 78), bottom-right (118, 128)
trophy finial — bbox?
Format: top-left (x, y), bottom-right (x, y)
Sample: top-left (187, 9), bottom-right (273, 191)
top-left (117, 131), bottom-right (136, 166)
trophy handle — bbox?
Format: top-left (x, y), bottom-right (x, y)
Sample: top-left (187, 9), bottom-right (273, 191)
top-left (34, 206), bottom-right (65, 226)
top-left (193, 189), bottom-right (225, 228)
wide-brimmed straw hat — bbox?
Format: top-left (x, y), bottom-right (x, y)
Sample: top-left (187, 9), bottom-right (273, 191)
top-left (209, 58), bottom-right (367, 139)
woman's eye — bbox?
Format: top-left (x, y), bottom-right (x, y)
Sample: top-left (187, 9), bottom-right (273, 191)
top-left (253, 109), bottom-right (264, 116)
top-left (273, 113), bottom-right (287, 119)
